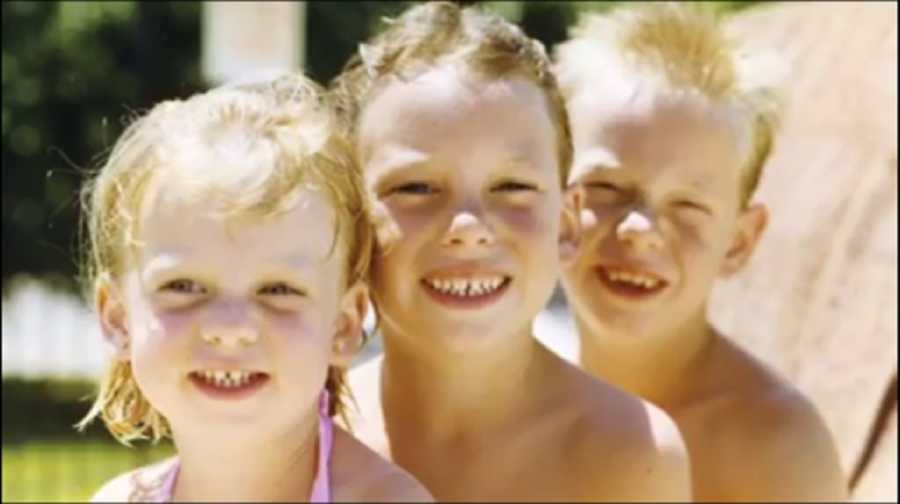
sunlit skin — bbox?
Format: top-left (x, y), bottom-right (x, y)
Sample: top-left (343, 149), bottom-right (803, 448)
top-left (344, 64), bottom-right (691, 501)
top-left (562, 76), bottom-right (847, 501)
top-left (91, 150), bottom-right (432, 501)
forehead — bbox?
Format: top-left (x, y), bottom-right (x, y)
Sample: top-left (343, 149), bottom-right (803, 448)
top-left (568, 79), bottom-right (745, 193)
top-left (358, 64), bottom-right (557, 164)
top-left (134, 164), bottom-right (340, 266)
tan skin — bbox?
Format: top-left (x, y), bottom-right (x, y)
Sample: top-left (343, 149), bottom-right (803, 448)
top-left (343, 64), bottom-right (691, 501)
top-left (561, 77), bottom-right (847, 502)
top-left (90, 151), bottom-right (432, 502)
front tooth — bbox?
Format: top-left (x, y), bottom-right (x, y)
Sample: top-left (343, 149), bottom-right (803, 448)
top-left (453, 279), bottom-right (465, 294)
top-left (214, 370), bottom-right (226, 383)
top-left (441, 279), bottom-right (452, 292)
top-left (471, 283), bottom-right (483, 296)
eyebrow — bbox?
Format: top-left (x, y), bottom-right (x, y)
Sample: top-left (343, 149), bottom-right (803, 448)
top-left (573, 147), bottom-right (623, 173)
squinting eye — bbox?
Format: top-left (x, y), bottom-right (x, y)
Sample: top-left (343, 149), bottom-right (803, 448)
top-left (674, 200), bottom-right (710, 214)
top-left (161, 279), bottom-right (205, 294)
top-left (584, 181), bottom-right (620, 192)
top-left (493, 181), bottom-right (537, 192)
top-left (258, 282), bottom-right (304, 296)
top-left (391, 182), bottom-right (438, 195)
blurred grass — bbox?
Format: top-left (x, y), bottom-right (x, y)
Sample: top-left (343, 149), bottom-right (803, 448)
top-left (2, 439), bottom-right (174, 502)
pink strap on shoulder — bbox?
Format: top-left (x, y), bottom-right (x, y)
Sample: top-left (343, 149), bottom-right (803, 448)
top-left (309, 390), bottom-right (333, 502)
top-left (150, 392), bottom-right (332, 503)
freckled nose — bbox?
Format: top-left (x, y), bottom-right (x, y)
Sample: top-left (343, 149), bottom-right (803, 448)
top-left (202, 326), bottom-right (259, 348)
top-left (616, 210), bottom-right (664, 251)
top-left (442, 211), bottom-right (495, 247)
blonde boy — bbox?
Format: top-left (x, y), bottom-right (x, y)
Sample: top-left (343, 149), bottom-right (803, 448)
top-left (554, 3), bottom-right (846, 501)
top-left (331, 2), bottom-right (690, 501)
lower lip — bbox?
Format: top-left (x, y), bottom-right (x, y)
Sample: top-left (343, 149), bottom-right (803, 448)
top-left (189, 373), bottom-right (270, 401)
top-left (421, 278), bottom-right (512, 310)
top-left (595, 267), bottom-right (668, 300)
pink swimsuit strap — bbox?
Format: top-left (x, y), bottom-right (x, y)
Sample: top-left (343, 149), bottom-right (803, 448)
top-left (154, 391), bottom-right (333, 502)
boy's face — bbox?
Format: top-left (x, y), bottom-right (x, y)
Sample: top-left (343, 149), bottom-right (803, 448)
top-left (357, 65), bottom-right (578, 355)
top-left (98, 163), bottom-right (365, 442)
top-left (562, 81), bottom-right (766, 339)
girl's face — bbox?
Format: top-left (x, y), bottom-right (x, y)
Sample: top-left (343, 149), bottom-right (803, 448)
top-left (98, 166), bottom-right (365, 442)
top-left (357, 65), bottom-right (577, 356)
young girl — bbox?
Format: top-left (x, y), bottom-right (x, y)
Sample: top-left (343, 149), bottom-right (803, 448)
top-left (330, 2), bottom-right (691, 501)
top-left (77, 75), bottom-right (432, 502)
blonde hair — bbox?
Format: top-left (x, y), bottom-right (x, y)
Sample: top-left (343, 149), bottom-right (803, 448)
top-left (554, 2), bottom-right (782, 204)
top-left (330, 1), bottom-right (573, 188)
top-left (76, 74), bottom-right (374, 445)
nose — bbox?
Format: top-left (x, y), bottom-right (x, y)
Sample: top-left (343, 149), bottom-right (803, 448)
top-left (442, 211), bottom-right (495, 248)
top-left (616, 209), bottom-right (664, 252)
top-left (201, 303), bottom-right (259, 349)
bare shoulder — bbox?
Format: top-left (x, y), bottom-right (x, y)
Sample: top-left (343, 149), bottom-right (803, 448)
top-left (331, 426), bottom-right (433, 502)
top-left (724, 380), bottom-right (847, 500)
top-left (555, 358), bottom-right (691, 500)
top-left (90, 456), bottom-right (177, 502)
top-left (704, 340), bottom-right (847, 501)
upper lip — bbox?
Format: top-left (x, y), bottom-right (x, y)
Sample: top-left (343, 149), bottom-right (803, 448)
top-left (594, 262), bottom-right (672, 284)
top-left (422, 262), bottom-right (512, 280)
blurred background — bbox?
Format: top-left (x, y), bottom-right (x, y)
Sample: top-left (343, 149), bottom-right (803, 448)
top-left (2, 1), bottom-right (895, 501)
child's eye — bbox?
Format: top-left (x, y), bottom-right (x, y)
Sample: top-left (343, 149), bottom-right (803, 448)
top-left (674, 200), bottom-right (711, 215)
top-left (161, 279), bottom-right (205, 294)
top-left (584, 181), bottom-right (621, 192)
top-left (258, 282), bottom-right (305, 296)
top-left (492, 181), bottom-right (538, 192)
top-left (390, 182), bottom-right (438, 195)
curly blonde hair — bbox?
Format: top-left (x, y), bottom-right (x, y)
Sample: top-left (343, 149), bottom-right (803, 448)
top-left (330, 1), bottom-right (573, 188)
top-left (554, 2), bottom-right (783, 204)
top-left (76, 74), bottom-right (374, 445)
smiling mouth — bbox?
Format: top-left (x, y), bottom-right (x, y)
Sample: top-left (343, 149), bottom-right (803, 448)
top-left (421, 275), bottom-right (512, 308)
top-left (188, 370), bottom-right (270, 399)
top-left (595, 265), bottom-right (668, 298)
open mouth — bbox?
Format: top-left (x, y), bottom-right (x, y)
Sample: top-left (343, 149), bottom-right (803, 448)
top-left (421, 275), bottom-right (512, 308)
top-left (595, 265), bottom-right (668, 299)
top-left (188, 370), bottom-right (270, 399)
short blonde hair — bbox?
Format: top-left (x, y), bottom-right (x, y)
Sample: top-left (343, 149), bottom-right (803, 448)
top-left (76, 74), bottom-right (374, 445)
top-left (330, 1), bottom-right (573, 188)
top-left (554, 2), bottom-right (782, 204)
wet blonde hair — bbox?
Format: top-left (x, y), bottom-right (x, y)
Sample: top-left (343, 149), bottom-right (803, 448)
top-left (76, 74), bottom-right (374, 445)
top-left (554, 2), bottom-right (782, 204)
top-left (330, 1), bottom-right (573, 188)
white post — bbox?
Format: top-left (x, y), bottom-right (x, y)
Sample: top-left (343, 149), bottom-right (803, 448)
top-left (202, 1), bottom-right (305, 86)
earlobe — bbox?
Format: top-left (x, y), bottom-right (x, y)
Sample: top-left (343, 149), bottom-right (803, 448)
top-left (559, 185), bottom-right (584, 267)
top-left (331, 282), bottom-right (369, 367)
top-left (96, 277), bottom-right (131, 361)
top-left (720, 203), bottom-right (768, 277)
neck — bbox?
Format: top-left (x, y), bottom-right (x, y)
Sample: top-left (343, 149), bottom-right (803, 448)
top-left (577, 307), bottom-right (718, 409)
top-left (379, 320), bottom-right (550, 440)
top-left (170, 411), bottom-right (319, 502)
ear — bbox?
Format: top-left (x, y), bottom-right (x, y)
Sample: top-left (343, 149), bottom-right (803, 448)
top-left (720, 203), bottom-right (768, 277)
top-left (96, 276), bottom-right (131, 361)
top-left (559, 185), bottom-right (584, 267)
top-left (331, 281), bottom-right (369, 368)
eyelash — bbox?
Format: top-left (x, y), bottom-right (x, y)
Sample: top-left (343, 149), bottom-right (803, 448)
top-left (258, 282), bottom-right (305, 296)
top-left (584, 181), bottom-right (620, 191)
top-left (390, 182), bottom-right (438, 195)
top-left (492, 181), bottom-right (538, 192)
top-left (161, 279), bottom-right (204, 294)
top-left (674, 200), bottom-right (710, 213)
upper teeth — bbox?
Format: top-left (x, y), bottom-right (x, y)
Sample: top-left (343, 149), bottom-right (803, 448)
top-left (195, 370), bottom-right (256, 388)
top-left (425, 276), bottom-right (506, 296)
top-left (605, 268), bottom-right (662, 289)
